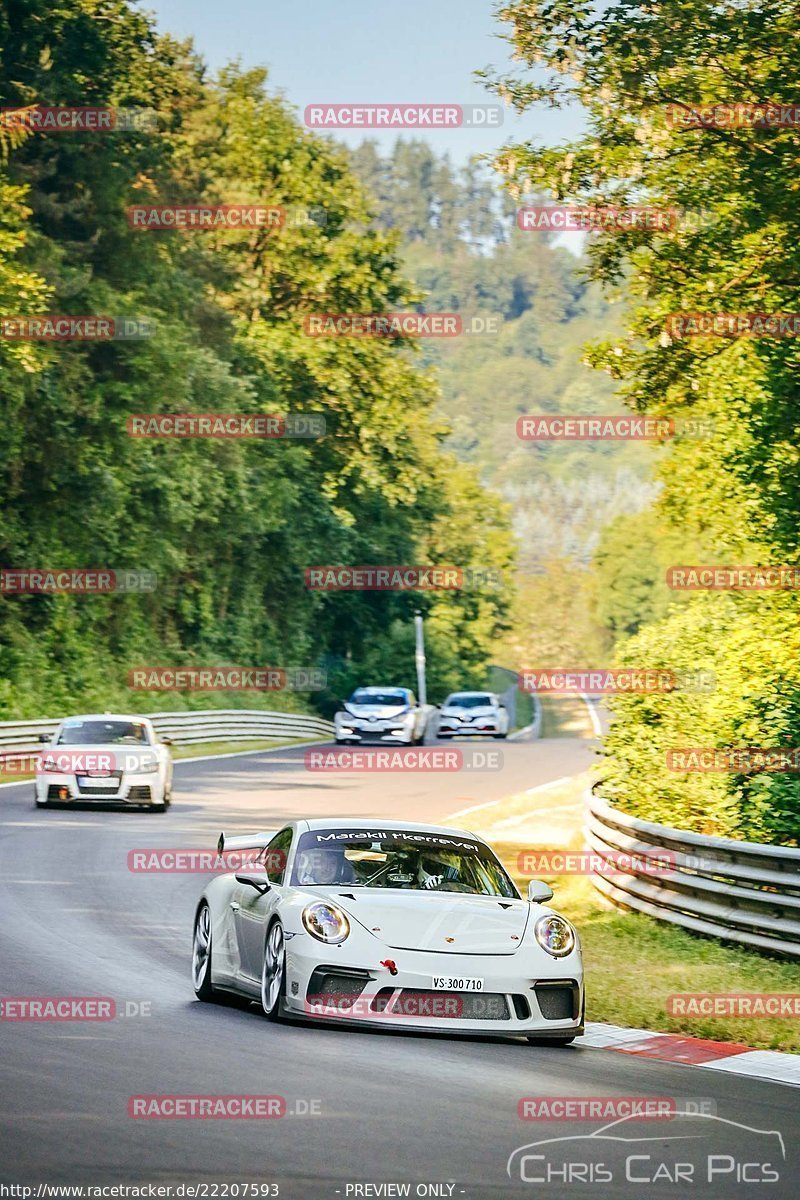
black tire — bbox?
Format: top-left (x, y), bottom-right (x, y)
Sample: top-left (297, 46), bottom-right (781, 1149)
top-left (192, 903), bottom-right (216, 1001)
top-left (493, 732), bottom-right (508, 740)
top-left (260, 920), bottom-right (286, 1021)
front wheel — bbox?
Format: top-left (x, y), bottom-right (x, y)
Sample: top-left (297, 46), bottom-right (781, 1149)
top-left (192, 903), bottom-right (216, 1000)
top-left (261, 921), bottom-right (285, 1021)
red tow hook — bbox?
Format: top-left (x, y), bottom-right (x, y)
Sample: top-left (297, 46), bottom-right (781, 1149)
top-left (380, 959), bottom-right (398, 976)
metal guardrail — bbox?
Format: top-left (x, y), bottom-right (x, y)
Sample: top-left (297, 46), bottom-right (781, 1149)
top-left (586, 785), bottom-right (800, 959)
top-left (0, 709), bottom-right (335, 759)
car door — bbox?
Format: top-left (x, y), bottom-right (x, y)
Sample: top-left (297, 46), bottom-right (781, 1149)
top-left (232, 827), bottom-right (293, 981)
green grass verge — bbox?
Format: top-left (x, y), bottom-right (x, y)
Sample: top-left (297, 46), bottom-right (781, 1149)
top-left (539, 693), bottom-right (597, 739)
top-left (454, 771), bottom-right (800, 1053)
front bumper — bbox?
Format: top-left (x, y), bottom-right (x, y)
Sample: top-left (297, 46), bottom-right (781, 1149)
top-left (335, 722), bottom-right (414, 744)
top-left (439, 721), bottom-right (500, 736)
top-left (283, 934), bottom-right (584, 1038)
top-left (35, 771), bottom-right (163, 805)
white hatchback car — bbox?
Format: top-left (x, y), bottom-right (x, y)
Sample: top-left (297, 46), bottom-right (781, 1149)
top-left (334, 686), bottom-right (428, 745)
top-left (34, 713), bottom-right (173, 811)
top-left (437, 691), bottom-right (510, 739)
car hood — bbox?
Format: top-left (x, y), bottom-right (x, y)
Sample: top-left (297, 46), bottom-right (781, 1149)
top-left (342, 703), bottom-right (409, 720)
top-left (442, 705), bottom-right (496, 717)
top-left (331, 890), bottom-right (531, 954)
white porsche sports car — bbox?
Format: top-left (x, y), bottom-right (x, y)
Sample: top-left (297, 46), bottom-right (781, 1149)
top-left (192, 819), bottom-right (584, 1043)
top-left (34, 713), bottom-right (173, 811)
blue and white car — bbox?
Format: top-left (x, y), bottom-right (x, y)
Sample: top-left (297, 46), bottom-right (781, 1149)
top-left (334, 686), bottom-right (428, 745)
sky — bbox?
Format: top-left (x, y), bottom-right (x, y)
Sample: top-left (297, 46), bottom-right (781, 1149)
top-left (143, 0), bottom-right (582, 165)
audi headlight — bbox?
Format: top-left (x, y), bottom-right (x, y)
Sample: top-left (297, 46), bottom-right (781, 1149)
top-left (534, 914), bottom-right (576, 958)
top-left (302, 902), bottom-right (350, 943)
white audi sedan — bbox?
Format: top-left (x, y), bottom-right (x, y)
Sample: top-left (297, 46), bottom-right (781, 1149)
top-left (34, 714), bottom-right (173, 811)
top-left (437, 691), bottom-right (510, 739)
top-left (192, 819), bottom-right (584, 1044)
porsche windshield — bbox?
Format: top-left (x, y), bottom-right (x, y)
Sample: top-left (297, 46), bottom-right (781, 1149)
top-left (56, 719), bottom-right (150, 745)
top-left (349, 691), bottom-right (408, 707)
top-left (292, 829), bottom-right (518, 897)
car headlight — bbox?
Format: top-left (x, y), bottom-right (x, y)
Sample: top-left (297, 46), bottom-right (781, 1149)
top-left (534, 914), bottom-right (576, 958)
top-left (129, 756), bottom-right (159, 774)
top-left (302, 902), bottom-right (350, 943)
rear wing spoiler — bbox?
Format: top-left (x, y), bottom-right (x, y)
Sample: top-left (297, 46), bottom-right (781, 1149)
top-left (217, 830), bottom-right (276, 854)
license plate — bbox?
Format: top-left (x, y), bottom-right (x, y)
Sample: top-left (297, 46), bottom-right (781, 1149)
top-left (432, 976), bottom-right (484, 991)
top-left (77, 775), bottom-right (117, 787)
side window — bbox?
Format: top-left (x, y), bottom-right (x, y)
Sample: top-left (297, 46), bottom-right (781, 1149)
top-left (262, 828), bottom-right (293, 885)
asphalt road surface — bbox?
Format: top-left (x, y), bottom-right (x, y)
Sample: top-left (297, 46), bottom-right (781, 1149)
top-left (1, 732), bottom-right (797, 1199)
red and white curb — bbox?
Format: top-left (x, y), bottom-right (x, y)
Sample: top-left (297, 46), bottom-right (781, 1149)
top-left (582, 1021), bottom-right (800, 1087)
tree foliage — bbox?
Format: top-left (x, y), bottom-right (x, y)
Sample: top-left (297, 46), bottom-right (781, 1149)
top-left (488, 0), bottom-right (800, 842)
top-left (0, 0), bottom-right (514, 715)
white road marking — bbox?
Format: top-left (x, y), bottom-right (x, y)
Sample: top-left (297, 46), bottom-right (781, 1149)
top-left (446, 776), bottom-right (574, 822)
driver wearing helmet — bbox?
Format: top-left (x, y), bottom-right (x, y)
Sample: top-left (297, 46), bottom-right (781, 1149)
top-left (296, 846), bottom-right (351, 886)
top-left (417, 855), bottom-right (460, 890)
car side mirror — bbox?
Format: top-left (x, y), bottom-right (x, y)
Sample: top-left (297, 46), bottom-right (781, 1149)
top-left (38, 733), bottom-right (51, 743)
top-left (235, 873), bottom-right (270, 895)
top-left (527, 880), bottom-right (554, 903)
top-left (160, 736), bottom-right (173, 746)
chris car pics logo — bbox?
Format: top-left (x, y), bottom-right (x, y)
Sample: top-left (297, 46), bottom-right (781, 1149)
top-left (507, 1112), bottom-right (785, 1187)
